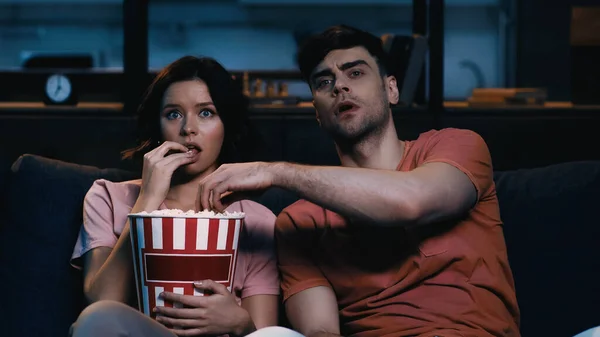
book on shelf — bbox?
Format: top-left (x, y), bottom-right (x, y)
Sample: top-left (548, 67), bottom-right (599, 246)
top-left (468, 88), bottom-right (547, 106)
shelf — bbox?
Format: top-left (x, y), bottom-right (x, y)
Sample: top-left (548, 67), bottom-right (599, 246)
top-left (2, 101), bottom-right (599, 113)
top-left (0, 101), bottom-right (428, 117)
top-left (238, 0), bottom-right (500, 6)
top-left (0, 0), bottom-right (122, 4)
top-left (444, 101), bottom-right (579, 109)
top-left (0, 102), bottom-right (124, 118)
top-left (0, 102), bottom-right (122, 109)
top-left (0, 0), bottom-right (500, 5)
top-left (2, 100), bottom-right (598, 122)
top-left (444, 101), bottom-right (600, 112)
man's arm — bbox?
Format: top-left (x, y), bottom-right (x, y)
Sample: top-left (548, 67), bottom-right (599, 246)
top-left (201, 129), bottom-right (487, 227)
top-left (286, 287), bottom-right (341, 337)
top-left (202, 161), bottom-right (475, 227)
top-left (272, 161), bottom-right (476, 227)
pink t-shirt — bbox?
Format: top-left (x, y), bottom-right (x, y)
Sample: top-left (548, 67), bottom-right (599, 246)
top-left (71, 179), bottom-right (280, 301)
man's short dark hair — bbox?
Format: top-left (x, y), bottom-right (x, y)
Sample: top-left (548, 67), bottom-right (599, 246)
top-left (296, 25), bottom-right (391, 84)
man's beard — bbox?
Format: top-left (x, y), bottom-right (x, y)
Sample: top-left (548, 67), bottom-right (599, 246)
top-left (328, 101), bottom-right (389, 146)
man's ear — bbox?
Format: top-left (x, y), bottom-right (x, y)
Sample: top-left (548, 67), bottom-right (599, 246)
top-left (313, 101), bottom-right (321, 126)
top-left (386, 75), bottom-right (400, 105)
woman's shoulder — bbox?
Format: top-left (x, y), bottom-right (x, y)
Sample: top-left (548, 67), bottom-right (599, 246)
top-left (86, 178), bottom-right (142, 207)
top-left (89, 178), bottom-right (141, 192)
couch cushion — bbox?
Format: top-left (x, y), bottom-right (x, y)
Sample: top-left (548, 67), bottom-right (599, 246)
top-left (494, 161), bottom-right (600, 337)
top-left (0, 154), bottom-right (137, 337)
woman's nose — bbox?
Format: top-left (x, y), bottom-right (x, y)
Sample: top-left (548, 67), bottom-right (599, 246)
top-left (181, 120), bottom-right (198, 135)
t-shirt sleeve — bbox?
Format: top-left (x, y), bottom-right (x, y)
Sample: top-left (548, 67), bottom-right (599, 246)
top-left (419, 128), bottom-right (494, 201)
top-left (235, 201), bottom-right (281, 299)
top-left (70, 179), bottom-right (119, 269)
top-left (275, 205), bottom-right (331, 302)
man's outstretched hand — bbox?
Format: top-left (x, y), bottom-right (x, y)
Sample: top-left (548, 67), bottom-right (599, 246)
top-left (198, 162), bottom-right (282, 212)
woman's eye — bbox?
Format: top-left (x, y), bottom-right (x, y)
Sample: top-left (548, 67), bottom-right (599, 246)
top-left (165, 110), bottom-right (182, 120)
top-left (200, 109), bottom-right (213, 118)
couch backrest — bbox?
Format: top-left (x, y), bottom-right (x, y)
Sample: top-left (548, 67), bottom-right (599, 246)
top-left (0, 154), bottom-right (138, 337)
top-left (494, 161), bottom-right (600, 337)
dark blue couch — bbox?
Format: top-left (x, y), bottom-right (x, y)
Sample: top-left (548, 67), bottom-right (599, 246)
top-left (0, 154), bottom-right (598, 337)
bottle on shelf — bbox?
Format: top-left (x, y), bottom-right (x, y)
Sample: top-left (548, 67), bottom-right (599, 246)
top-left (253, 78), bottom-right (265, 98)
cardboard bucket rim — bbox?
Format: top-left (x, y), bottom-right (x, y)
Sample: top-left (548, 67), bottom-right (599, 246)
top-left (127, 213), bottom-right (246, 219)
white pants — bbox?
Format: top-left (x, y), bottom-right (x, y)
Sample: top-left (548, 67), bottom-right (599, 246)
top-left (247, 326), bottom-right (305, 337)
top-left (574, 327), bottom-right (600, 337)
top-left (70, 300), bottom-right (304, 337)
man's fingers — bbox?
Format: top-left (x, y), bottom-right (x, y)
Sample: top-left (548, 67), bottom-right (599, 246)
top-left (200, 182), bottom-right (212, 211)
top-left (198, 166), bottom-right (232, 212)
top-left (197, 183), bottom-right (207, 211)
top-left (211, 183), bottom-right (228, 212)
top-left (209, 190), bottom-right (216, 211)
top-left (200, 179), bottom-right (220, 212)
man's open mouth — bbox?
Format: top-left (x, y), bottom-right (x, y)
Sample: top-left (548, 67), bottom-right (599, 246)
top-left (337, 102), bottom-right (358, 115)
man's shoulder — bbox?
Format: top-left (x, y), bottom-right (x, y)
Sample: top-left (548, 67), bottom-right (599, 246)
top-left (413, 127), bottom-right (482, 144)
top-left (275, 199), bottom-right (326, 229)
top-left (408, 128), bottom-right (486, 157)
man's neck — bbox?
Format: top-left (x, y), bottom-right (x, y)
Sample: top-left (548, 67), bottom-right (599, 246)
top-left (337, 115), bottom-right (405, 170)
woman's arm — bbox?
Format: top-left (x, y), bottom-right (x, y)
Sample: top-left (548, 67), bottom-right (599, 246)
top-left (241, 294), bottom-right (280, 330)
top-left (82, 199), bottom-right (157, 305)
top-left (82, 141), bottom-right (196, 304)
top-left (81, 225), bottom-right (133, 304)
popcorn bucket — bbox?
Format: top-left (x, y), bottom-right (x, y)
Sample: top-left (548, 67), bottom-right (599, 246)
top-left (128, 210), bottom-right (245, 318)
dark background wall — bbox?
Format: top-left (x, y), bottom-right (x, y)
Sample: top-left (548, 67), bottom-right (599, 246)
top-left (2, 107), bottom-right (599, 173)
top-left (2, 0), bottom-right (600, 172)
top-left (516, 0), bottom-right (599, 101)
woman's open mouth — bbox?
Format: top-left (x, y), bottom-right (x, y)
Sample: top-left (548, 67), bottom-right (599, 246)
top-left (184, 143), bottom-right (201, 159)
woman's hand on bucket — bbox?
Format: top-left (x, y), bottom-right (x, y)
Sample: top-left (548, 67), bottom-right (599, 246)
top-left (154, 279), bottom-right (255, 336)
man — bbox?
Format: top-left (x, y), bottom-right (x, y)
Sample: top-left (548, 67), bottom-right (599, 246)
top-left (199, 25), bottom-right (520, 337)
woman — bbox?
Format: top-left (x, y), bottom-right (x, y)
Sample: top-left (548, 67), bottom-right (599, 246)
top-left (69, 56), bottom-right (300, 337)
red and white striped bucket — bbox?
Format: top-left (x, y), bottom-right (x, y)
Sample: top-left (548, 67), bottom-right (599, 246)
top-left (128, 212), bottom-right (245, 318)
